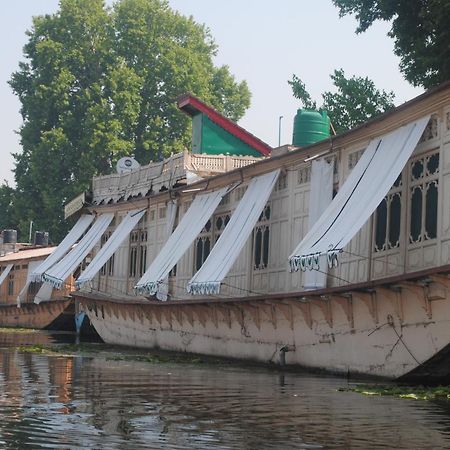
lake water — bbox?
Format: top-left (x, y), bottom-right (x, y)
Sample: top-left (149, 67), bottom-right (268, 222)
top-left (0, 330), bottom-right (450, 449)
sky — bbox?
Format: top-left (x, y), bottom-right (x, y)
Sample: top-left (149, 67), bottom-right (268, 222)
top-left (0, 0), bottom-right (424, 185)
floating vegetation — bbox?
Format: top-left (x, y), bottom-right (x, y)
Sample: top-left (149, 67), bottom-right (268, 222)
top-left (0, 327), bottom-right (37, 333)
top-left (340, 384), bottom-right (450, 401)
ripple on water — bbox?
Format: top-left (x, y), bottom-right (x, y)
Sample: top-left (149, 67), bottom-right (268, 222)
top-left (0, 338), bottom-right (449, 449)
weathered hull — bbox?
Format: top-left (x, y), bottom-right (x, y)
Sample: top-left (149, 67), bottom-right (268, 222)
top-left (0, 299), bottom-right (75, 331)
top-left (76, 271), bottom-right (450, 382)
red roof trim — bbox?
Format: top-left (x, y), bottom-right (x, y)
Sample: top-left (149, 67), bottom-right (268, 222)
top-left (177, 94), bottom-right (272, 156)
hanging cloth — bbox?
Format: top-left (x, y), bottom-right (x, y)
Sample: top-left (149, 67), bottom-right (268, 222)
top-left (42, 213), bottom-right (114, 289)
top-left (135, 187), bottom-right (229, 296)
top-left (289, 116), bottom-right (430, 272)
top-left (187, 170), bottom-right (280, 295)
top-left (30, 214), bottom-right (94, 282)
top-left (75, 209), bottom-right (146, 289)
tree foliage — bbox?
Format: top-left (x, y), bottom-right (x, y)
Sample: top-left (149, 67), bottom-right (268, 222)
top-left (332, 0), bottom-right (450, 88)
top-left (8, 0), bottom-right (251, 241)
top-left (289, 69), bottom-right (395, 135)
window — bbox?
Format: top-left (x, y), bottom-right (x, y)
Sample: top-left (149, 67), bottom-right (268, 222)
top-left (100, 231), bottom-right (115, 276)
top-left (348, 149), bottom-right (365, 170)
top-left (409, 151), bottom-right (439, 244)
top-left (275, 173), bottom-right (287, 191)
top-left (194, 220), bottom-right (212, 271)
top-left (129, 227), bottom-right (148, 278)
top-left (374, 175), bottom-right (402, 252)
top-left (7, 276), bottom-right (14, 296)
top-left (253, 204), bottom-right (271, 270)
top-left (297, 167), bottom-right (311, 185)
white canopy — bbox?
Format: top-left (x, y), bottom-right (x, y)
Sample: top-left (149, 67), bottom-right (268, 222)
top-left (303, 159), bottom-right (334, 290)
top-left (0, 264), bottom-right (13, 288)
top-left (187, 170), bottom-right (280, 295)
top-left (155, 200), bottom-right (178, 301)
top-left (75, 209), bottom-right (146, 289)
top-left (289, 116), bottom-right (430, 272)
top-left (135, 186), bottom-right (229, 296)
top-left (43, 213), bottom-right (114, 289)
top-left (34, 282), bottom-right (54, 304)
top-left (17, 260), bottom-right (43, 307)
top-left (30, 214), bottom-right (95, 282)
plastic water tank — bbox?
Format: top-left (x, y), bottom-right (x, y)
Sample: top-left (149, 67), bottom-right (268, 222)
top-left (292, 109), bottom-right (330, 147)
top-left (34, 231), bottom-right (49, 246)
top-left (3, 229), bottom-right (17, 244)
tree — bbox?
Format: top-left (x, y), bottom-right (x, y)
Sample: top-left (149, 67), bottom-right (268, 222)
top-left (332, 0), bottom-right (450, 88)
top-left (0, 183), bottom-right (17, 232)
top-left (9, 0), bottom-right (251, 241)
top-left (289, 69), bottom-right (395, 134)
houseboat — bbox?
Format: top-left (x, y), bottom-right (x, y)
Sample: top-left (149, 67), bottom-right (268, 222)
top-left (0, 237), bottom-right (74, 330)
top-left (50, 81), bottom-right (450, 382)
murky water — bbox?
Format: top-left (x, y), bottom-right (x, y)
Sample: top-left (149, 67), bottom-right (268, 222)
top-left (0, 331), bottom-right (450, 449)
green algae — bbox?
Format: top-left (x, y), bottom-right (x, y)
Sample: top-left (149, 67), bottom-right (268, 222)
top-left (341, 384), bottom-right (450, 401)
top-left (0, 327), bottom-right (38, 333)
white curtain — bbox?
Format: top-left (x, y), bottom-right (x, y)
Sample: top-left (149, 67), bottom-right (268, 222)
top-left (289, 116), bottom-right (430, 272)
top-left (156, 200), bottom-right (178, 301)
top-left (30, 214), bottom-right (94, 282)
top-left (187, 170), bottom-right (280, 295)
top-left (42, 213), bottom-right (114, 289)
top-left (303, 159), bottom-right (333, 290)
top-left (17, 260), bottom-right (42, 307)
top-left (34, 282), bottom-right (53, 304)
top-left (135, 187), bottom-right (229, 296)
top-left (75, 209), bottom-right (146, 289)
top-left (0, 264), bottom-right (13, 288)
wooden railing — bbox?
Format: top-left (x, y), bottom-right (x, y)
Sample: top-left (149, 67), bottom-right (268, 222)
top-left (92, 152), bottom-right (263, 204)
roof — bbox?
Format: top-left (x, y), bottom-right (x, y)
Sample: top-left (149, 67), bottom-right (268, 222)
top-left (0, 247), bottom-right (55, 264)
top-left (177, 94), bottom-right (272, 156)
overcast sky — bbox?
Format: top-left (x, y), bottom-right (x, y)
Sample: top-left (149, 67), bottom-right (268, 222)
top-left (0, 0), bottom-right (423, 185)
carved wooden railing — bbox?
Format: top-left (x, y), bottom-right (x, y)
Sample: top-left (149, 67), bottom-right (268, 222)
top-left (92, 152), bottom-right (263, 204)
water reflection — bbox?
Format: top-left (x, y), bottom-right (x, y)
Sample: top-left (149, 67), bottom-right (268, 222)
top-left (0, 333), bottom-right (449, 449)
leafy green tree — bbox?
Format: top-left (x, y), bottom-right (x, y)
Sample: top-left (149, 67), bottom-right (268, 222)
top-left (289, 69), bottom-right (395, 134)
top-left (0, 183), bottom-right (17, 232)
top-left (332, 0), bottom-right (450, 88)
top-left (9, 0), bottom-right (251, 241)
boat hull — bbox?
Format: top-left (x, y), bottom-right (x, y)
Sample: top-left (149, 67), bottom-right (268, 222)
top-left (0, 299), bottom-right (75, 331)
top-left (76, 273), bottom-right (450, 381)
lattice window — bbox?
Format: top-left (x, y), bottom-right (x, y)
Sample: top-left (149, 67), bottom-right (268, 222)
top-left (275, 173), bottom-right (287, 191)
top-left (374, 175), bottom-right (403, 252)
top-left (297, 167), bottom-right (311, 185)
top-left (409, 151), bottom-right (439, 244)
top-left (138, 229), bottom-right (148, 277)
top-left (100, 232), bottom-right (114, 276)
top-left (194, 219), bottom-right (212, 271)
top-left (253, 204), bottom-right (271, 270)
top-left (419, 115), bottom-right (439, 142)
top-left (129, 230), bottom-right (139, 277)
top-left (213, 212), bottom-right (231, 243)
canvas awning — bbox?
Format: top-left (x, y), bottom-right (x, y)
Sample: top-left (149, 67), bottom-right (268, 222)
top-left (42, 213), bottom-right (114, 289)
top-left (0, 264), bottom-right (13, 288)
top-left (75, 209), bottom-right (146, 289)
top-left (134, 186), bottom-right (229, 296)
top-left (34, 282), bottom-right (53, 304)
top-left (17, 260), bottom-right (43, 307)
top-left (303, 159), bottom-right (333, 290)
top-left (30, 214), bottom-right (95, 282)
top-left (289, 116), bottom-right (430, 272)
top-left (187, 170), bottom-right (280, 295)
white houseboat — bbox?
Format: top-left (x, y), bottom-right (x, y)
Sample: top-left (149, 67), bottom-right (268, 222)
top-left (38, 82), bottom-right (450, 381)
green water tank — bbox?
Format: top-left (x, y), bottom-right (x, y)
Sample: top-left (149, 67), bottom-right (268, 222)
top-left (292, 109), bottom-right (330, 147)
